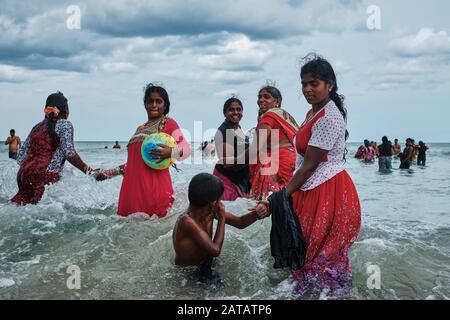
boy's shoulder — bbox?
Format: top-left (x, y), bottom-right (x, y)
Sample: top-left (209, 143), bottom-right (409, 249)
top-left (177, 211), bottom-right (211, 230)
top-left (177, 212), bottom-right (195, 228)
top-left (178, 211), bottom-right (191, 219)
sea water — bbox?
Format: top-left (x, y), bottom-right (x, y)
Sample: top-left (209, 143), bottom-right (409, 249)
top-left (0, 142), bottom-right (449, 299)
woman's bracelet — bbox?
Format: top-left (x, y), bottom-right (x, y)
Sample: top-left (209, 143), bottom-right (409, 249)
top-left (102, 166), bottom-right (124, 178)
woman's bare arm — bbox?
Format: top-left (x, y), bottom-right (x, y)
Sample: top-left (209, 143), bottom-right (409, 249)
top-left (285, 146), bottom-right (328, 196)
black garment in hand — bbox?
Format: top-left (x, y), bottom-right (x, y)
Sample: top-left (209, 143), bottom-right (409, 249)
top-left (268, 188), bottom-right (307, 271)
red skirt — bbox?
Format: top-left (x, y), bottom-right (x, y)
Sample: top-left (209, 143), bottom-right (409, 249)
top-left (291, 170), bottom-right (361, 296)
top-left (11, 167), bottom-right (59, 205)
top-left (117, 143), bottom-right (174, 218)
top-left (249, 147), bottom-right (296, 199)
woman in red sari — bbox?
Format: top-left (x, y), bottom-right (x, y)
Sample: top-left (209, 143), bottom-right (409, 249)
top-left (249, 86), bottom-right (299, 200)
top-left (11, 92), bottom-right (93, 205)
top-left (95, 84), bottom-right (190, 218)
top-left (281, 55), bottom-right (361, 296)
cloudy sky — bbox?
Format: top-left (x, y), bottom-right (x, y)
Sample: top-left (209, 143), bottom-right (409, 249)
top-left (1, 0), bottom-right (449, 142)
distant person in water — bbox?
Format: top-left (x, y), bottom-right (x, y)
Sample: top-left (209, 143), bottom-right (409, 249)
top-left (113, 141), bottom-right (121, 149)
top-left (202, 141), bottom-right (215, 157)
top-left (399, 138), bottom-right (414, 169)
top-left (417, 141), bottom-right (429, 166)
top-left (200, 141), bottom-right (208, 155)
top-left (198, 140), bottom-right (216, 158)
top-left (411, 139), bottom-right (418, 164)
top-left (11, 92), bottom-right (94, 205)
top-left (362, 139), bottom-right (375, 163)
top-left (392, 139), bottom-right (401, 156)
top-left (378, 136), bottom-right (393, 171)
top-left (172, 173), bottom-right (267, 271)
top-left (354, 145), bottom-right (364, 159)
top-left (372, 141), bottom-right (379, 158)
top-left (5, 129), bottom-right (21, 160)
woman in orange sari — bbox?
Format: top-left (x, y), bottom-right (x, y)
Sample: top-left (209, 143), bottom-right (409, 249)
top-left (249, 86), bottom-right (299, 200)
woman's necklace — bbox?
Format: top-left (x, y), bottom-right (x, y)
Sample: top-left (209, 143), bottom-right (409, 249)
top-left (301, 105), bottom-right (326, 127)
top-left (144, 116), bottom-right (167, 133)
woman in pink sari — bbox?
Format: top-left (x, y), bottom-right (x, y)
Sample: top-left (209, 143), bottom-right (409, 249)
top-left (95, 84), bottom-right (190, 218)
top-left (249, 86), bottom-right (299, 200)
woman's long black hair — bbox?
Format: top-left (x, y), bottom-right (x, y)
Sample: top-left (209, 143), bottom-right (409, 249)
top-left (45, 91), bottom-right (68, 147)
top-left (300, 54), bottom-right (348, 141)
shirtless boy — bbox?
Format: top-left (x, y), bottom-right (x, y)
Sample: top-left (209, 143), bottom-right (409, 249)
top-left (5, 129), bottom-right (21, 160)
top-left (172, 173), bottom-right (267, 268)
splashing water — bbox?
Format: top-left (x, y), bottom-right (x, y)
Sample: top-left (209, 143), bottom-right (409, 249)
top-left (0, 142), bottom-right (449, 299)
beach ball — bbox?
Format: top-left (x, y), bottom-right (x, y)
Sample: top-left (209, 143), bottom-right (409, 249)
top-left (141, 132), bottom-right (177, 170)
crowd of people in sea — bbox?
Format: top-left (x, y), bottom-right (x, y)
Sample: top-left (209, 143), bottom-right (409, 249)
top-left (354, 137), bottom-right (429, 170)
top-left (3, 54), bottom-right (365, 297)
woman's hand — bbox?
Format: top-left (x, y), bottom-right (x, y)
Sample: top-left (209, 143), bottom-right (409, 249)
top-left (92, 166), bottom-right (125, 181)
top-left (92, 169), bottom-right (108, 181)
top-left (248, 200), bottom-right (270, 219)
top-left (150, 144), bottom-right (172, 163)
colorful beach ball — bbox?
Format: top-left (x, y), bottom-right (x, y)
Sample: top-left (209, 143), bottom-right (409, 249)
top-left (141, 132), bottom-right (177, 170)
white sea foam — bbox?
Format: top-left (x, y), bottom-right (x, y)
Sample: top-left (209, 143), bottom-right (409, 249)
top-left (0, 278), bottom-right (15, 288)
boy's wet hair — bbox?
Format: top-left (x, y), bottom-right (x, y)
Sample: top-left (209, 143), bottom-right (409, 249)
top-left (188, 173), bottom-right (224, 207)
